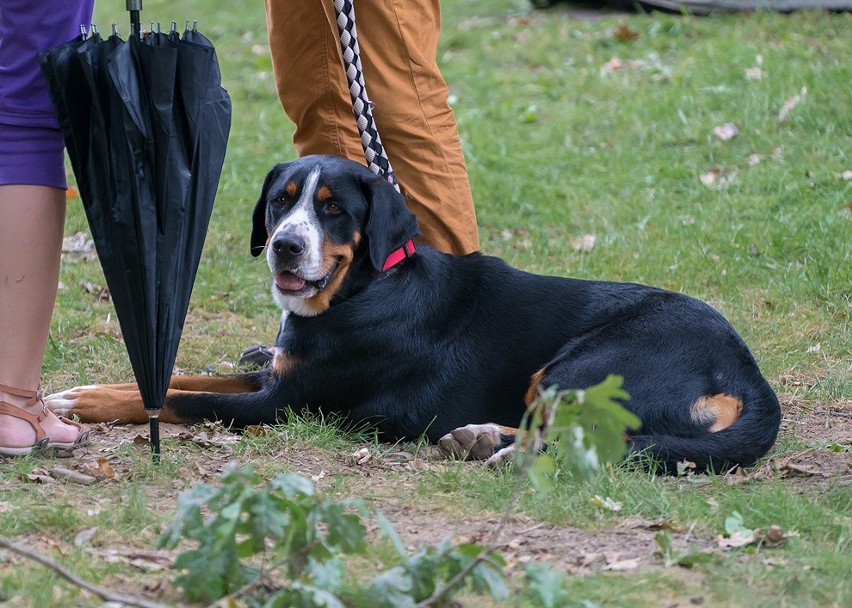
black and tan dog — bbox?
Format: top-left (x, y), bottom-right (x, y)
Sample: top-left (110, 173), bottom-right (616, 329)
top-left (47, 155), bottom-right (781, 472)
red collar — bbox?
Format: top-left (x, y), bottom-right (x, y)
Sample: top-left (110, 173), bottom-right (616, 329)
top-left (382, 239), bottom-right (416, 271)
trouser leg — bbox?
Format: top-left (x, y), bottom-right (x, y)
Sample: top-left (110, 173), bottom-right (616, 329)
top-left (264, 0), bottom-right (479, 254)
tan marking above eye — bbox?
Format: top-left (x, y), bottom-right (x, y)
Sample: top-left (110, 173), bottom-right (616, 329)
top-left (690, 394), bottom-right (743, 432)
top-left (317, 185), bottom-right (333, 201)
top-left (285, 182), bottom-right (298, 197)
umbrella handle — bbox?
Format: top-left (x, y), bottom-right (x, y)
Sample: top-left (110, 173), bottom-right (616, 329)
top-left (126, 0), bottom-right (142, 38)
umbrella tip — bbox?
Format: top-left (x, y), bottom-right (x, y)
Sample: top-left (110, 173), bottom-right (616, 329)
top-left (147, 409), bottom-right (161, 462)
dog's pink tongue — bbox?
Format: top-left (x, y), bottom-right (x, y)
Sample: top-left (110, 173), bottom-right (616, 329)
top-left (275, 272), bottom-right (306, 291)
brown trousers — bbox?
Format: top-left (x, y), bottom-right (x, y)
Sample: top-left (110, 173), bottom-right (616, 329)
top-left (264, 0), bottom-right (479, 255)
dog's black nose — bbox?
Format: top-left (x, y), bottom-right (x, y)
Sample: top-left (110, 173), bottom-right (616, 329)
top-left (271, 233), bottom-right (305, 258)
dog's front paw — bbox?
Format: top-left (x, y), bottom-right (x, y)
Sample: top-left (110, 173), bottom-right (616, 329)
top-left (43, 385), bottom-right (98, 418)
top-left (45, 385), bottom-right (147, 424)
top-left (438, 423), bottom-right (511, 461)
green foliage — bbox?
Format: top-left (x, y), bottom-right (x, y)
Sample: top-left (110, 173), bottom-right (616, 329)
top-left (724, 511), bottom-right (754, 537)
top-left (160, 463), bottom-right (510, 606)
top-left (522, 563), bottom-right (569, 608)
top-left (365, 540), bottom-right (508, 607)
top-left (159, 464), bottom-right (368, 603)
top-left (521, 375), bottom-right (640, 490)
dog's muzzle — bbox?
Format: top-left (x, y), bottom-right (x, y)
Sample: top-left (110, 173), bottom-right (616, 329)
top-left (273, 259), bottom-right (339, 295)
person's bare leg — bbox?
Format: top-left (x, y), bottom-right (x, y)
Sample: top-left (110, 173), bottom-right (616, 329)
top-left (0, 184), bottom-right (84, 449)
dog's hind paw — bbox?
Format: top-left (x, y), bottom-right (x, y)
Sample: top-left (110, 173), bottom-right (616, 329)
top-left (438, 423), bottom-right (511, 461)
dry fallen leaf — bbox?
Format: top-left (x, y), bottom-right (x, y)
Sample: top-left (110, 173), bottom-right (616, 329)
top-left (569, 234), bottom-right (596, 252)
top-left (347, 447), bottom-right (372, 465)
top-left (613, 23), bottom-right (641, 42)
top-left (779, 459), bottom-right (830, 478)
top-left (712, 123), bottom-right (739, 141)
top-left (78, 281), bottom-right (110, 302)
top-left (578, 552), bottom-right (604, 567)
top-left (718, 524), bottom-right (793, 550)
top-left (601, 56), bottom-right (648, 74)
top-left (745, 67), bottom-right (765, 80)
top-left (244, 424), bottom-right (271, 436)
top-left (700, 167), bottom-right (737, 189)
top-left (61, 233), bottom-right (98, 263)
top-left (62, 232), bottom-right (94, 254)
top-left (745, 55), bottom-right (765, 80)
top-left (74, 527), bottom-right (98, 547)
top-left (22, 469), bottom-right (55, 484)
top-left (87, 457), bottom-right (116, 480)
top-left (778, 87), bottom-right (807, 124)
top-left (716, 529), bottom-right (758, 549)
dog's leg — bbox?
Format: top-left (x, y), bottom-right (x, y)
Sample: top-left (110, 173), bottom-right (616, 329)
top-left (46, 387), bottom-right (178, 424)
top-left (438, 366), bottom-right (553, 464)
top-left (166, 375), bottom-right (261, 393)
top-left (45, 375), bottom-right (262, 424)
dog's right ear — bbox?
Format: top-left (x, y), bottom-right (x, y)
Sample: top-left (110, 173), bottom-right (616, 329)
top-left (250, 164), bottom-right (288, 257)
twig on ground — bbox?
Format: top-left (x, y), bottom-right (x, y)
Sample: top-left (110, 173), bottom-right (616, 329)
top-left (0, 536), bottom-right (167, 608)
top-left (814, 407), bottom-right (852, 420)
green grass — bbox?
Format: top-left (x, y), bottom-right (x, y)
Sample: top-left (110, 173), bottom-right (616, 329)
top-left (1, 0), bottom-right (850, 606)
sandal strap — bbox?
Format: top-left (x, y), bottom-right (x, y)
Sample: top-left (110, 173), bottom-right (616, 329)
top-left (0, 399), bottom-right (48, 442)
top-left (0, 382), bottom-right (38, 400)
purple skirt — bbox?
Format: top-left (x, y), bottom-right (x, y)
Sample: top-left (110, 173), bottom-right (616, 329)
top-left (0, 122), bottom-right (67, 189)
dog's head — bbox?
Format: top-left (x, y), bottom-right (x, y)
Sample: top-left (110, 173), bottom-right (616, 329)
top-left (251, 155), bottom-right (419, 316)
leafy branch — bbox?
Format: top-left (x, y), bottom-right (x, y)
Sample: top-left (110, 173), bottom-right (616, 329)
top-left (160, 375), bottom-right (636, 606)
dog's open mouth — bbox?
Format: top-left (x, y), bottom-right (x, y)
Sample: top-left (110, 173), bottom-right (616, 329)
top-left (275, 271), bottom-right (307, 292)
top-left (274, 260), bottom-right (340, 295)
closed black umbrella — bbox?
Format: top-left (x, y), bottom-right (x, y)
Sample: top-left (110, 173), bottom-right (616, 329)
top-left (38, 5), bottom-right (231, 457)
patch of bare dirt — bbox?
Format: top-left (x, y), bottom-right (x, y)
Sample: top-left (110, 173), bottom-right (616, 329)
top-left (770, 396), bottom-right (852, 485)
top-left (374, 500), bottom-right (712, 576)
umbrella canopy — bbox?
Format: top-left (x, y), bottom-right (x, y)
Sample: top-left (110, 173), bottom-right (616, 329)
top-left (38, 21), bottom-right (231, 456)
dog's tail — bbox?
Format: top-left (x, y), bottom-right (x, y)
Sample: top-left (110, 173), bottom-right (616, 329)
top-left (627, 382), bottom-right (781, 473)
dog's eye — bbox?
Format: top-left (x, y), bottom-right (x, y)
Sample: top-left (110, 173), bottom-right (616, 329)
top-left (325, 203), bottom-right (342, 214)
top-left (272, 197), bottom-right (288, 206)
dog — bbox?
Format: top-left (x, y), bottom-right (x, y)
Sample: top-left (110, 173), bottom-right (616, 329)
top-left (47, 155), bottom-right (781, 472)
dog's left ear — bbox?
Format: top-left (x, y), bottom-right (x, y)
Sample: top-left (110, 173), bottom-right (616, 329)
top-left (250, 163), bottom-right (288, 257)
top-left (361, 175), bottom-right (419, 271)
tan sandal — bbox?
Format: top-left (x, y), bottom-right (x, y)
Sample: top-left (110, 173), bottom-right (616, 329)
top-left (0, 382), bottom-right (92, 456)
